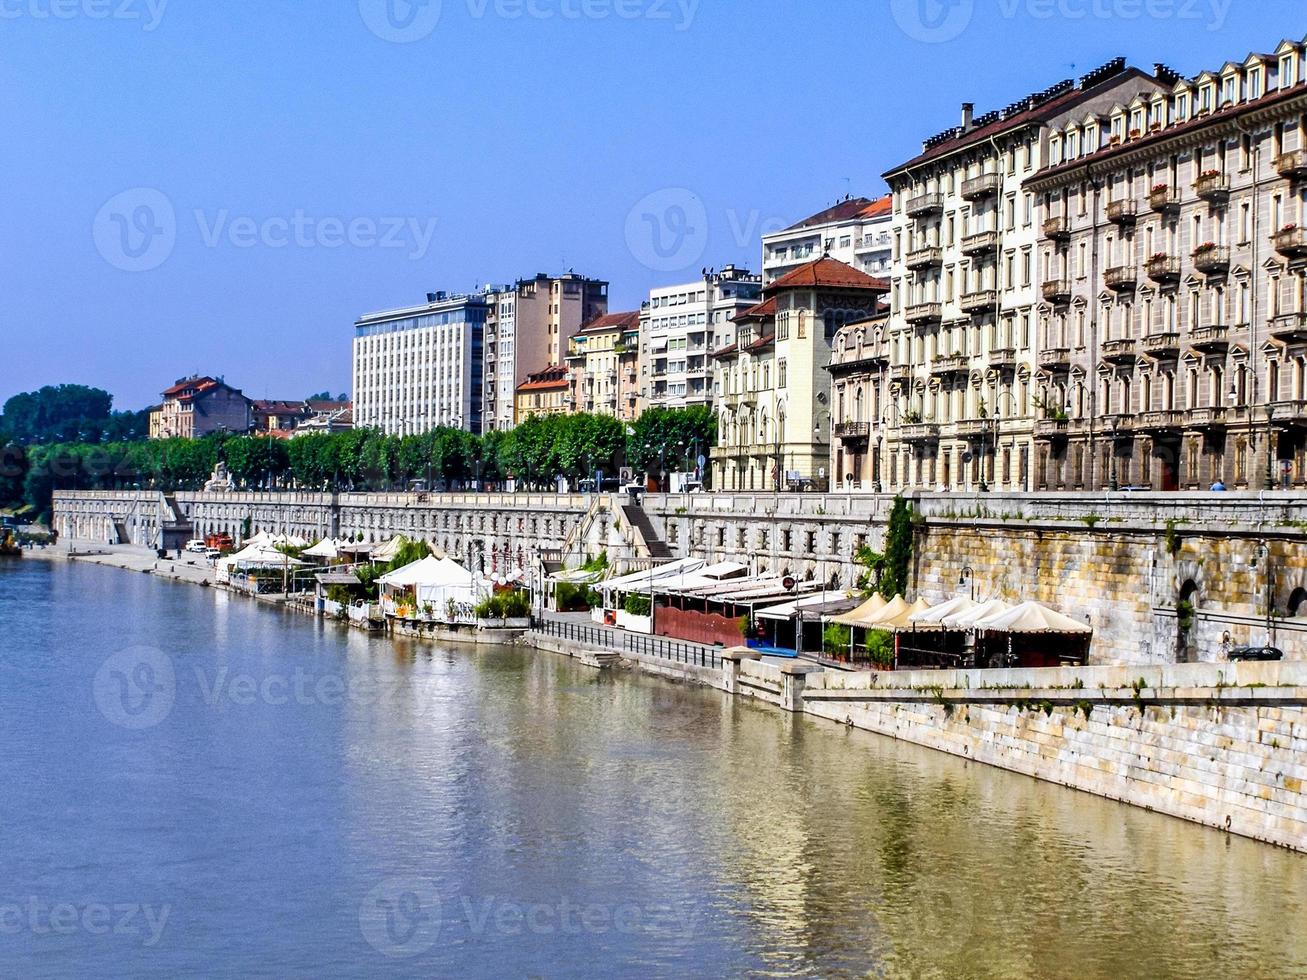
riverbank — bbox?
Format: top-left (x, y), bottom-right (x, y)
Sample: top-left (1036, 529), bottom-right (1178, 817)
top-left (23, 542), bottom-right (219, 588)
top-left (31, 540), bottom-right (1307, 853)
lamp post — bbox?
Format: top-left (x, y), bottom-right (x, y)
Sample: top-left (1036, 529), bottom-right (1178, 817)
top-left (1109, 416), bottom-right (1120, 492)
top-left (958, 565), bottom-right (975, 601)
top-left (978, 403), bottom-right (990, 493)
top-left (1264, 404), bottom-right (1276, 491)
top-left (813, 409), bottom-right (830, 491)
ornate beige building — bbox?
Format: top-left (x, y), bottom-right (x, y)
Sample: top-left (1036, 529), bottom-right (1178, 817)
top-left (1027, 38), bottom-right (1307, 491)
top-left (827, 312), bottom-right (891, 490)
top-left (881, 59), bottom-right (1167, 492)
top-left (711, 257), bottom-right (887, 491)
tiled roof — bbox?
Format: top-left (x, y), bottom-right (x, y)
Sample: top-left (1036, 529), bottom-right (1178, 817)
top-left (162, 376), bottom-right (220, 398)
top-left (577, 310), bottom-right (639, 334)
top-left (710, 343), bottom-right (740, 360)
top-left (516, 364), bottom-right (571, 393)
top-left (1028, 81), bottom-right (1307, 186)
top-left (783, 197), bottom-right (877, 231)
top-left (884, 62), bottom-right (1157, 176)
top-left (254, 400), bottom-right (304, 414)
top-left (764, 256), bottom-right (890, 294)
top-left (305, 399), bottom-right (351, 413)
top-left (743, 334), bottom-right (775, 354)
top-left (856, 195), bottom-right (893, 219)
top-left (732, 297), bottom-right (777, 323)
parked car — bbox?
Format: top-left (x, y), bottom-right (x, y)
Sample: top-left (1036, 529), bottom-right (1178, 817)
top-left (1228, 645), bottom-right (1283, 662)
top-left (203, 548), bottom-right (222, 561)
top-left (185, 539), bottom-right (208, 553)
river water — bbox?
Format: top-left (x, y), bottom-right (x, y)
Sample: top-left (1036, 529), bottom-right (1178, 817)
top-left (1, 558), bottom-right (1304, 978)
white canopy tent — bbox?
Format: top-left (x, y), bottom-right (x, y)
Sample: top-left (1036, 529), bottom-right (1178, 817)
top-left (302, 538), bottom-right (342, 560)
top-left (216, 543), bottom-right (306, 582)
top-left (941, 599), bottom-right (1013, 630)
top-left (378, 556), bottom-right (479, 610)
top-left (906, 594), bottom-right (977, 630)
top-left (973, 600), bottom-right (1093, 635)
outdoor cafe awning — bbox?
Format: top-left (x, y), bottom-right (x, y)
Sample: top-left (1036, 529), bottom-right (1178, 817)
top-left (973, 600), bottom-right (1093, 634)
top-left (941, 599), bottom-right (1012, 629)
top-left (906, 594), bottom-right (976, 630)
top-left (755, 591), bottom-right (857, 621)
top-left (830, 593), bottom-right (888, 627)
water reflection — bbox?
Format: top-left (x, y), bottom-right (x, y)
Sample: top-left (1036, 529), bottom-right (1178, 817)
top-left (0, 560), bottom-right (1303, 978)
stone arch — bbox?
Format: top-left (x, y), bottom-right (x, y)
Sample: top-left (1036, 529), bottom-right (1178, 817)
top-left (1288, 586), bottom-right (1307, 618)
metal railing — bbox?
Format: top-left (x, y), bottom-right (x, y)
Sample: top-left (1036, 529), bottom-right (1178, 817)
top-left (534, 618), bottom-right (721, 669)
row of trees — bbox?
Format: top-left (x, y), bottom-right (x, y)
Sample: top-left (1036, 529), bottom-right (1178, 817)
top-left (2, 407), bottom-right (717, 522)
top-left (0, 384), bottom-right (148, 445)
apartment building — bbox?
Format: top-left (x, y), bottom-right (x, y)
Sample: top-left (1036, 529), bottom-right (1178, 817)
top-left (710, 257), bottom-right (888, 491)
top-left (761, 196), bottom-right (893, 284)
top-left (827, 312), bottom-right (891, 490)
top-left (564, 311), bottom-right (641, 420)
top-left (352, 290), bottom-right (487, 435)
top-left (1027, 38), bottom-right (1307, 491)
top-left (483, 273), bottom-right (608, 432)
top-left (881, 58), bottom-right (1166, 493)
top-left (513, 364), bottom-right (571, 422)
top-left (639, 266), bottom-right (761, 411)
top-left (148, 376), bottom-right (251, 439)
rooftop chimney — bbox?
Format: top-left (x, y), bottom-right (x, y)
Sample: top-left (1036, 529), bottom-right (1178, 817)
top-left (961, 102), bottom-right (975, 132)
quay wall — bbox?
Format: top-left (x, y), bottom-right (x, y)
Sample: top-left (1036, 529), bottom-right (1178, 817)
top-left (800, 660), bottom-right (1307, 852)
top-left (54, 489), bottom-right (1307, 663)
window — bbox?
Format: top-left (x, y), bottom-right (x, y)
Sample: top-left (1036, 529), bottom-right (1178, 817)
top-left (778, 359), bottom-right (787, 389)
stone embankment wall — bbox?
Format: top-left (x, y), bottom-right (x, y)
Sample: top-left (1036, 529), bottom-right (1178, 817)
top-left (799, 660), bottom-right (1307, 852)
top-left (55, 489), bottom-right (1307, 663)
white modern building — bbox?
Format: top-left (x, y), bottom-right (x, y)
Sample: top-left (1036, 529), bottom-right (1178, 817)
top-left (639, 265), bottom-right (762, 411)
top-left (352, 290), bottom-right (488, 435)
top-left (482, 273), bottom-right (609, 431)
top-left (761, 196), bottom-right (893, 284)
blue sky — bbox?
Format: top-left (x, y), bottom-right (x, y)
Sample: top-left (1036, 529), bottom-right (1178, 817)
top-left (2, 0), bottom-right (1302, 410)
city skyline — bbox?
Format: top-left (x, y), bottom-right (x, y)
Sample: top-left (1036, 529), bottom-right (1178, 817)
top-left (4, 2), bottom-right (1303, 410)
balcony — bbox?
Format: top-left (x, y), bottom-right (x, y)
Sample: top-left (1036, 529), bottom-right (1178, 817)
top-left (889, 364), bottom-right (913, 384)
top-left (1270, 312), bottom-right (1307, 343)
top-left (1186, 406), bottom-right (1228, 431)
top-left (989, 347), bottom-right (1017, 371)
top-left (954, 419), bottom-right (987, 439)
top-left (1106, 199), bottom-right (1138, 226)
top-left (901, 422), bottom-right (941, 443)
top-left (930, 353), bottom-right (970, 377)
top-left (835, 421), bottom-right (871, 443)
top-left (1137, 410), bottom-right (1182, 434)
top-left (1273, 226), bottom-right (1307, 258)
top-left (959, 289), bottom-right (997, 315)
top-left (1101, 338), bottom-right (1138, 364)
top-left (1039, 347), bottom-right (1071, 371)
top-left (1189, 324), bottom-right (1229, 353)
top-left (1141, 332), bottom-right (1180, 359)
top-left (905, 301), bottom-right (943, 326)
top-left (1034, 418), bottom-right (1070, 441)
top-left (960, 230), bottom-right (998, 256)
top-left (960, 173), bottom-right (1001, 201)
top-left (1275, 150), bottom-right (1307, 180)
top-left (1105, 266), bottom-right (1137, 292)
top-left (1194, 172), bottom-right (1230, 204)
top-left (1146, 253), bottom-right (1182, 284)
top-left (1149, 185), bottom-right (1181, 214)
top-left (1193, 243), bottom-right (1231, 276)
top-left (905, 245), bottom-right (943, 270)
top-left (1041, 279), bottom-right (1072, 304)
top-left (1042, 215), bottom-right (1071, 242)
top-left (1107, 415), bottom-right (1135, 437)
top-left (905, 192), bottom-right (944, 218)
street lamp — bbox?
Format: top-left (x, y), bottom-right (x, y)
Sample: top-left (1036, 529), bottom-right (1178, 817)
top-left (958, 565), bottom-right (975, 601)
top-left (978, 403), bottom-right (990, 493)
top-left (1109, 416), bottom-right (1120, 492)
top-left (1264, 404), bottom-right (1277, 491)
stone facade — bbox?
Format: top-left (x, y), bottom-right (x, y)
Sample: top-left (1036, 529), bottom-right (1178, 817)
top-left (1027, 39), bottom-right (1307, 492)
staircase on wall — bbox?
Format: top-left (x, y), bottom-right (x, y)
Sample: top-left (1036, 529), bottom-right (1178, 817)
top-left (620, 504), bottom-right (674, 560)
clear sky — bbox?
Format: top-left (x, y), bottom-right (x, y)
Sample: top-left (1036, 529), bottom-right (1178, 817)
top-left (2, 0), bottom-right (1302, 410)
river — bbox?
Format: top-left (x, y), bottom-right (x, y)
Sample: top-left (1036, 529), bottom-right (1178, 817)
top-left (1, 558), bottom-right (1304, 978)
